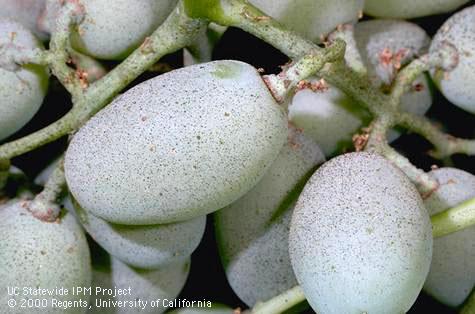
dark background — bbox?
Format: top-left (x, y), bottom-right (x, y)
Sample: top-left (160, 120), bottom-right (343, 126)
top-left (4, 2), bottom-right (475, 313)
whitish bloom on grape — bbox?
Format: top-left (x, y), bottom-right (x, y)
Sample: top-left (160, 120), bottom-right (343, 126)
top-left (289, 152), bottom-right (433, 314)
top-left (66, 196), bottom-right (206, 270)
top-left (249, 0), bottom-right (364, 43)
top-left (430, 5), bottom-right (475, 114)
top-left (0, 0), bottom-right (47, 39)
top-left (0, 201), bottom-right (91, 314)
top-left (424, 168), bottom-right (475, 307)
top-left (364, 0), bottom-right (471, 18)
top-left (65, 60), bottom-right (287, 225)
top-left (0, 19), bottom-right (49, 141)
top-left (43, 0), bottom-right (178, 60)
top-left (215, 126), bottom-right (325, 306)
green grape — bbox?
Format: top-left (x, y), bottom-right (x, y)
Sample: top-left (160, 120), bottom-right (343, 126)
top-left (65, 196), bottom-right (206, 270)
top-left (0, 0), bottom-right (47, 39)
top-left (365, 0), bottom-right (471, 18)
top-left (168, 304), bottom-right (234, 314)
top-left (249, 0), bottom-right (364, 42)
top-left (41, 0), bottom-right (176, 59)
top-left (89, 256), bottom-right (190, 314)
top-left (215, 126), bottom-right (325, 306)
top-left (289, 152), bottom-right (433, 314)
top-left (288, 83), bottom-right (369, 156)
top-left (0, 18), bottom-right (49, 141)
top-left (423, 168), bottom-right (475, 307)
top-left (65, 60), bottom-right (287, 225)
top-left (430, 5), bottom-right (475, 114)
top-left (353, 20), bottom-right (430, 86)
top-left (289, 19), bottom-right (432, 156)
top-left (0, 201), bottom-right (91, 313)
top-left (43, 0), bottom-right (177, 60)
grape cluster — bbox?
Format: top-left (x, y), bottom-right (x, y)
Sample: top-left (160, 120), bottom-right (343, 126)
top-left (0, 1), bottom-right (475, 314)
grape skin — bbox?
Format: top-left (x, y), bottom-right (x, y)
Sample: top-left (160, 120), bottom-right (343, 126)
top-left (89, 256), bottom-right (190, 314)
top-left (215, 126), bottom-right (325, 306)
top-left (0, 19), bottom-right (49, 142)
top-left (430, 5), bottom-right (475, 114)
top-left (0, 201), bottom-right (91, 314)
top-left (0, 0), bottom-right (47, 39)
top-left (364, 0), bottom-right (471, 18)
top-left (289, 152), bottom-right (433, 314)
top-left (66, 196), bottom-right (206, 270)
top-left (423, 168), bottom-right (475, 307)
top-left (65, 60), bottom-right (287, 225)
top-left (249, 0), bottom-right (364, 43)
top-left (43, 0), bottom-right (178, 60)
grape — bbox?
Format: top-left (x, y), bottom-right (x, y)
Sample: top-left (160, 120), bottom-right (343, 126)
top-left (0, 201), bottom-right (91, 313)
top-left (215, 126), bottom-right (324, 306)
top-left (249, 0), bottom-right (364, 42)
top-left (0, 19), bottom-right (49, 142)
top-left (430, 5), bottom-right (475, 114)
top-left (289, 20), bottom-right (432, 156)
top-left (89, 255), bottom-right (190, 314)
top-left (65, 196), bottom-right (206, 270)
top-left (288, 83), bottom-right (369, 156)
top-left (42, 0), bottom-right (177, 60)
top-left (41, 0), bottom-right (178, 60)
top-left (353, 20), bottom-right (430, 86)
top-left (289, 152), bottom-right (433, 314)
top-left (0, 0), bottom-right (47, 39)
top-left (364, 0), bottom-right (471, 18)
top-left (168, 304), bottom-right (234, 314)
top-left (65, 60), bottom-right (287, 225)
top-left (423, 168), bottom-right (475, 307)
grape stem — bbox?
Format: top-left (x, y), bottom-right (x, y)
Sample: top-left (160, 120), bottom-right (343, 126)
top-left (431, 196), bottom-right (475, 238)
top-left (364, 116), bottom-right (439, 196)
top-left (26, 156), bottom-right (66, 222)
top-left (47, 0), bottom-right (86, 98)
top-left (0, 0), bottom-right (206, 175)
top-left (390, 43), bottom-right (459, 107)
top-left (251, 286), bottom-right (306, 314)
top-left (327, 24), bottom-right (367, 77)
top-left (263, 39), bottom-right (346, 103)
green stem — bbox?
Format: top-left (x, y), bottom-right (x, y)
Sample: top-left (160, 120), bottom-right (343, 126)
top-left (252, 286), bottom-right (306, 314)
top-left (327, 24), bottom-right (367, 76)
top-left (365, 117), bottom-right (439, 196)
top-left (263, 39), bottom-right (346, 103)
top-left (390, 44), bottom-right (459, 107)
top-left (396, 112), bottom-right (475, 159)
top-left (48, 1), bottom-right (85, 98)
top-left (431, 197), bottom-right (475, 238)
top-left (27, 156), bottom-right (66, 222)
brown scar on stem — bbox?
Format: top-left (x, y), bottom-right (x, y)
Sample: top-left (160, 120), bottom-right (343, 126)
top-left (140, 37), bottom-right (155, 54)
top-left (420, 182), bottom-right (439, 200)
top-left (352, 127), bottom-right (372, 152)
